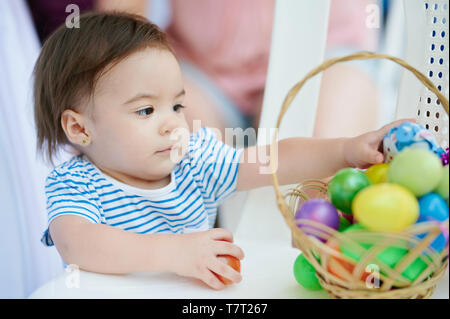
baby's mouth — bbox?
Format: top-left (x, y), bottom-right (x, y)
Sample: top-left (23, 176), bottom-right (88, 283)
top-left (156, 146), bottom-right (176, 154)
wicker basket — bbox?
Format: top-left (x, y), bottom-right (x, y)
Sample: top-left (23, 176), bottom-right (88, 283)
top-left (270, 52), bottom-right (449, 299)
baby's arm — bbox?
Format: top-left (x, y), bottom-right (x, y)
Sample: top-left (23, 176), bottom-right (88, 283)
top-left (236, 137), bottom-right (348, 191)
top-left (50, 215), bottom-right (244, 290)
top-left (236, 119), bottom-right (413, 191)
top-left (50, 215), bottom-right (177, 273)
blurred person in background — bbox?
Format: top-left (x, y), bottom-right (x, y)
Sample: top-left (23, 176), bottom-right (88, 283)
top-left (26, 0), bottom-right (382, 142)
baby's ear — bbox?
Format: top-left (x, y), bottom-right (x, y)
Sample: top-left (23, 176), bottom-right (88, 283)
top-left (61, 109), bottom-right (91, 146)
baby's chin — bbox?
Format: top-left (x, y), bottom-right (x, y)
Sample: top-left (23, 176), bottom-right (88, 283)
top-left (146, 157), bottom-right (180, 176)
top-left (128, 167), bottom-right (173, 184)
top-left (122, 148), bottom-right (186, 181)
top-left (160, 146), bottom-right (187, 164)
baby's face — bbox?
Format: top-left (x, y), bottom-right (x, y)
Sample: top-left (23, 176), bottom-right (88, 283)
top-left (85, 48), bottom-right (190, 182)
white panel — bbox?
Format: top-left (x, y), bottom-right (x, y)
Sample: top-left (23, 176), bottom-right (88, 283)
top-left (257, 0), bottom-right (331, 145)
top-left (236, 0), bottom-right (331, 243)
top-left (376, 0), bottom-right (406, 126)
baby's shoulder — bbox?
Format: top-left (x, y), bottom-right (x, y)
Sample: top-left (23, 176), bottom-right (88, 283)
top-left (190, 126), bottom-right (217, 143)
top-left (188, 126), bottom-right (220, 153)
top-left (46, 155), bottom-right (99, 187)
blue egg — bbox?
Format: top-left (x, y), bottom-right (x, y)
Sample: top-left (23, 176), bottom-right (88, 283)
top-left (417, 193), bottom-right (449, 252)
top-left (383, 122), bottom-right (444, 163)
top-left (419, 193), bottom-right (449, 220)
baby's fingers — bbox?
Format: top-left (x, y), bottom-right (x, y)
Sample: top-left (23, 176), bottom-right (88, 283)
top-left (368, 150), bottom-right (384, 165)
top-left (214, 240), bottom-right (245, 260)
top-left (209, 257), bottom-right (242, 284)
top-left (208, 228), bottom-right (234, 243)
top-left (376, 118), bottom-right (416, 140)
top-left (200, 269), bottom-right (226, 290)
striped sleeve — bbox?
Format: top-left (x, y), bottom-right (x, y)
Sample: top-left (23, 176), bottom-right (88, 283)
top-left (41, 169), bottom-right (101, 246)
top-left (188, 127), bottom-right (244, 205)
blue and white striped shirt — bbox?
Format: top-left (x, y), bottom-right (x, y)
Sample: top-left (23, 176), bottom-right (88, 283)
top-left (41, 127), bottom-right (244, 246)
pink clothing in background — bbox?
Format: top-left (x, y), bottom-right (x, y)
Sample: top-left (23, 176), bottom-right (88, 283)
top-left (166, 0), bottom-right (378, 116)
top-left (327, 0), bottom-right (379, 50)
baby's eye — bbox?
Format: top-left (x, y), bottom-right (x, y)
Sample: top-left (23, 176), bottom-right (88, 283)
top-left (173, 104), bottom-right (186, 112)
top-left (136, 106), bottom-right (154, 116)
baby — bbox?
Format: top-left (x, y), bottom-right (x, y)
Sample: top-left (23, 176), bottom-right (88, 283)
top-left (34, 12), bottom-right (410, 290)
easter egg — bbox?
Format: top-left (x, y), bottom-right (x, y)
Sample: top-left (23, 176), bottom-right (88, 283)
top-left (328, 168), bottom-right (371, 215)
top-left (293, 253), bottom-right (323, 290)
top-left (339, 224), bottom-right (372, 261)
top-left (352, 184), bottom-right (419, 232)
top-left (417, 193), bottom-right (449, 252)
top-left (365, 163), bottom-right (390, 184)
top-left (383, 121), bottom-right (445, 163)
top-left (434, 165), bottom-right (449, 200)
top-left (441, 148), bottom-right (449, 166)
top-left (388, 148), bottom-right (443, 197)
top-left (418, 193), bottom-right (449, 222)
top-left (371, 246), bottom-right (430, 287)
top-left (338, 215), bottom-right (352, 232)
top-left (326, 238), bottom-right (370, 282)
top-left (215, 255), bottom-right (241, 285)
top-left (339, 224), bottom-right (431, 286)
top-left (295, 198), bottom-right (340, 242)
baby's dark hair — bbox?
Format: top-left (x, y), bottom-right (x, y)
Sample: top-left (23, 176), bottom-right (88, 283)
top-left (33, 11), bottom-right (173, 165)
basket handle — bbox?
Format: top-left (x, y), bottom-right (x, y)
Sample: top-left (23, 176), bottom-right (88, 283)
top-left (270, 51), bottom-right (449, 219)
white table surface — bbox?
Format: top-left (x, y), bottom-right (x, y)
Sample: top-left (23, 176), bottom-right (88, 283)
top-left (29, 187), bottom-right (449, 299)
top-left (27, 237), bottom-right (450, 299)
top-left (29, 238), bottom-right (329, 299)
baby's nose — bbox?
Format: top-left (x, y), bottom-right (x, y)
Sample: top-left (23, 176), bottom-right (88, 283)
top-left (159, 115), bottom-right (179, 135)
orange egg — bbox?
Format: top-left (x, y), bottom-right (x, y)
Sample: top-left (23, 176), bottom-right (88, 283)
top-left (326, 239), bottom-right (370, 282)
top-left (215, 255), bottom-right (241, 285)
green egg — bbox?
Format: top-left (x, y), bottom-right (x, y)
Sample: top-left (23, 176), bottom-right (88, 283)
top-left (338, 215), bottom-right (352, 232)
top-left (339, 224), bottom-right (432, 286)
top-left (328, 168), bottom-right (371, 215)
top-left (293, 253), bottom-right (323, 290)
top-left (435, 165), bottom-right (449, 200)
top-left (375, 247), bottom-right (430, 286)
top-left (388, 149), bottom-right (443, 197)
top-left (339, 224), bottom-right (372, 261)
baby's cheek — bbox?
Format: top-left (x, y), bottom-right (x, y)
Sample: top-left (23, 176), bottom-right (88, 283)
top-left (107, 137), bottom-right (148, 168)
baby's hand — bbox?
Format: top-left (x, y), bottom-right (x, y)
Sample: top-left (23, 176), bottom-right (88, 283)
top-left (171, 228), bottom-right (244, 290)
top-left (343, 118), bottom-right (416, 169)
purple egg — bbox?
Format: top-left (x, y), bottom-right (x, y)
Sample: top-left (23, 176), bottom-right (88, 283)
top-left (294, 198), bottom-right (340, 242)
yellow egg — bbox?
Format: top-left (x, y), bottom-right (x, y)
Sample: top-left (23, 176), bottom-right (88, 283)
top-left (352, 184), bottom-right (419, 232)
top-left (365, 163), bottom-right (390, 184)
